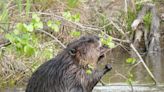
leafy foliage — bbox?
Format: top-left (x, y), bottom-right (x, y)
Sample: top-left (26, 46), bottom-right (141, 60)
top-left (126, 72), bottom-right (134, 85)
top-left (62, 11), bottom-right (80, 22)
top-left (47, 20), bottom-right (61, 32)
top-left (100, 35), bottom-right (115, 48)
top-left (62, 11), bottom-right (81, 37)
top-left (143, 13), bottom-right (152, 30)
top-left (5, 13), bottom-right (44, 56)
top-left (126, 58), bottom-right (136, 64)
top-left (126, 10), bottom-right (136, 31)
top-left (70, 30), bottom-right (81, 37)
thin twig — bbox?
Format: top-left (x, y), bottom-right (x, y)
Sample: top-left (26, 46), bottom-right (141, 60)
top-left (38, 29), bottom-right (66, 48)
top-left (115, 71), bottom-right (134, 92)
top-left (29, 12), bottom-right (102, 31)
top-left (0, 42), bottom-right (11, 48)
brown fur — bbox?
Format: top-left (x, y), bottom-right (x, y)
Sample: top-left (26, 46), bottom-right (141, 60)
top-left (26, 35), bottom-right (112, 92)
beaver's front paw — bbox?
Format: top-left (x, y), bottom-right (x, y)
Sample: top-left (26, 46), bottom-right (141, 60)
top-left (105, 64), bottom-right (112, 71)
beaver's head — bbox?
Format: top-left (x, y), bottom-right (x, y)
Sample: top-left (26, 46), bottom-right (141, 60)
top-left (67, 35), bottom-right (108, 69)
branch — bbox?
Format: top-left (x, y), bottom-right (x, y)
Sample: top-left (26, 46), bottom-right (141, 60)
top-left (32, 12), bottom-right (130, 44)
top-left (115, 71), bottom-right (134, 92)
top-left (30, 12), bottom-right (102, 31)
top-left (38, 29), bottom-right (66, 49)
top-left (130, 44), bottom-right (157, 84)
top-left (109, 19), bottom-right (157, 84)
top-left (0, 41), bottom-right (11, 48)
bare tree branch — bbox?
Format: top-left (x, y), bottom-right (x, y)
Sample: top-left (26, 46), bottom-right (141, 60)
top-left (38, 29), bottom-right (66, 49)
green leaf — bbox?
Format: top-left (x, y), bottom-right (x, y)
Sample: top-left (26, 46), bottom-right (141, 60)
top-left (126, 78), bottom-right (133, 85)
top-left (43, 48), bottom-right (53, 59)
top-left (55, 20), bottom-right (61, 26)
top-left (126, 58), bottom-right (136, 64)
top-left (24, 45), bottom-right (35, 56)
top-left (100, 38), bottom-right (105, 44)
top-left (86, 64), bottom-right (94, 74)
top-left (5, 34), bottom-right (15, 43)
top-left (62, 11), bottom-right (72, 21)
top-left (13, 29), bottom-right (20, 35)
top-left (108, 42), bottom-right (115, 48)
top-left (34, 22), bottom-right (43, 29)
top-left (28, 24), bottom-right (34, 32)
top-left (70, 31), bottom-right (81, 37)
top-left (32, 13), bottom-right (40, 22)
top-left (107, 36), bottom-right (113, 42)
top-left (100, 36), bottom-right (115, 48)
top-left (47, 20), bottom-right (61, 32)
top-left (23, 24), bottom-right (34, 32)
top-left (126, 72), bottom-right (134, 85)
top-left (51, 24), bottom-right (59, 32)
top-left (86, 69), bottom-right (92, 75)
top-left (15, 43), bottom-right (22, 48)
top-left (129, 73), bottom-right (133, 78)
top-left (16, 23), bottom-right (24, 31)
top-left (47, 20), bottom-right (52, 27)
top-left (72, 13), bottom-right (80, 22)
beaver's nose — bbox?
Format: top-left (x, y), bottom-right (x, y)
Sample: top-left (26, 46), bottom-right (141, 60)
top-left (100, 45), bottom-right (108, 50)
top-left (102, 45), bottom-right (109, 48)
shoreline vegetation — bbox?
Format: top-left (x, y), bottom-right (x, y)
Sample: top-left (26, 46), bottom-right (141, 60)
top-left (0, 0), bottom-right (163, 90)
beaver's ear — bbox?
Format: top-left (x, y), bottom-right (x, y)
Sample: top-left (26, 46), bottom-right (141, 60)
top-left (69, 48), bottom-right (76, 56)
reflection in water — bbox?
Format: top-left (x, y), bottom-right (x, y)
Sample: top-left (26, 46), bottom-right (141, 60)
top-left (134, 51), bottom-right (164, 83)
top-left (146, 52), bottom-right (163, 83)
top-left (135, 63), bottom-right (147, 83)
top-left (134, 52), bottom-right (163, 83)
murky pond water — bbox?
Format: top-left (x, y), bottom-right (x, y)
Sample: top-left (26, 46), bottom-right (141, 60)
top-left (94, 47), bottom-right (164, 92)
top-left (102, 48), bottom-right (164, 84)
top-left (104, 50), bottom-right (164, 84)
top-left (1, 47), bottom-right (164, 92)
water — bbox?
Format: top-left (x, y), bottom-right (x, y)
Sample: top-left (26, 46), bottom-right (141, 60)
top-left (93, 47), bottom-right (164, 92)
top-left (1, 48), bottom-right (164, 92)
top-left (102, 48), bottom-right (164, 84)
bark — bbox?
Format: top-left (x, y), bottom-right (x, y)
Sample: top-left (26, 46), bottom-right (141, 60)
top-left (131, 3), bottom-right (161, 53)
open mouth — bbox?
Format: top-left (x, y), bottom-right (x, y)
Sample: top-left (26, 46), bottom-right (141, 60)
top-left (98, 54), bottom-right (105, 61)
top-left (97, 45), bottom-right (109, 62)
